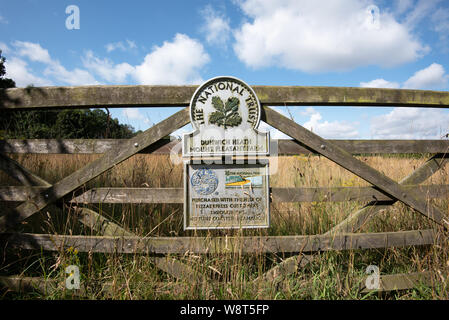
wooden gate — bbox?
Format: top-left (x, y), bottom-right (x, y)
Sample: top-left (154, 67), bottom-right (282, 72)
top-left (1, 85), bottom-right (448, 296)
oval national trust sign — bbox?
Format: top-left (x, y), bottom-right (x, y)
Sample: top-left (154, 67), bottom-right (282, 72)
top-left (183, 76), bottom-right (270, 157)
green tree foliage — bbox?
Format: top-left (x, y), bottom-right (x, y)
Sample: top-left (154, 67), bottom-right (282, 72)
top-left (0, 50), bottom-right (16, 89)
top-left (1, 108), bottom-right (136, 139)
top-left (0, 51), bottom-right (136, 139)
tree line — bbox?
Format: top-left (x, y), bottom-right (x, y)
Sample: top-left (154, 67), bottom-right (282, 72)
top-left (0, 50), bottom-right (137, 139)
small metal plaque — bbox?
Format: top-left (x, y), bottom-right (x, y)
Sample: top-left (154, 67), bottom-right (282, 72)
top-left (184, 161), bottom-right (270, 230)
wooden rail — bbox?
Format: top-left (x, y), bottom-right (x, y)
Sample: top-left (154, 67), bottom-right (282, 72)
top-left (1, 185), bottom-right (448, 203)
top-left (360, 272), bottom-right (434, 293)
top-left (68, 185), bottom-right (447, 204)
top-left (1, 139), bottom-right (449, 155)
top-left (1, 270), bottom-right (435, 296)
top-left (0, 229), bottom-right (437, 254)
top-left (2, 85), bottom-right (449, 109)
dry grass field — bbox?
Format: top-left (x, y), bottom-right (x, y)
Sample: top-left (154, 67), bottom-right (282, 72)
top-left (1, 153), bottom-right (448, 299)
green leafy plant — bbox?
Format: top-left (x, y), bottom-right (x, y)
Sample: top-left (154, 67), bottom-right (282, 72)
top-left (209, 96), bottom-right (242, 129)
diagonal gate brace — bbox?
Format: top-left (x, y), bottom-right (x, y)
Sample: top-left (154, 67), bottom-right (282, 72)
top-left (330, 153), bottom-right (449, 233)
top-left (0, 107), bottom-right (190, 232)
top-left (0, 153), bottom-right (51, 187)
top-left (259, 153), bottom-right (448, 283)
top-left (263, 106), bottom-right (448, 228)
top-left (0, 121), bottom-right (204, 284)
top-left (258, 110), bottom-right (448, 284)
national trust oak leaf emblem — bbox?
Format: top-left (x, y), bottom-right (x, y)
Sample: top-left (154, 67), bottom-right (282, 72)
top-left (208, 96), bottom-right (242, 129)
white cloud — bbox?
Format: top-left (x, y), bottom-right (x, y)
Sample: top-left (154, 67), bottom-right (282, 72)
top-left (403, 0), bottom-right (442, 28)
top-left (7, 41), bottom-right (99, 86)
top-left (360, 63), bottom-right (448, 90)
top-left (105, 40), bottom-right (137, 52)
top-left (83, 50), bottom-right (134, 83)
top-left (43, 63), bottom-right (98, 86)
top-left (106, 42), bottom-right (125, 52)
top-left (123, 108), bottom-right (142, 120)
top-left (394, 0), bottom-right (414, 15)
top-left (371, 107), bottom-right (449, 139)
top-left (233, 0), bottom-right (428, 72)
top-left (0, 14), bottom-right (8, 24)
top-left (133, 33), bottom-right (210, 85)
top-left (302, 107), bottom-right (359, 138)
top-left (360, 63), bottom-right (449, 138)
top-left (258, 107), bottom-right (294, 139)
top-left (4, 57), bottom-right (53, 87)
top-left (84, 35), bottom-right (210, 85)
top-left (13, 41), bottom-right (52, 64)
top-left (5, 35), bottom-right (209, 87)
top-left (122, 108), bottom-right (152, 128)
top-left (201, 6), bottom-right (231, 47)
top-left (392, 0), bottom-right (449, 48)
top-left (403, 63), bottom-right (448, 89)
top-left (0, 42), bottom-right (10, 54)
top-left (126, 40), bottom-right (137, 49)
top-left (360, 78), bottom-right (400, 88)
top-left (431, 7), bottom-right (449, 42)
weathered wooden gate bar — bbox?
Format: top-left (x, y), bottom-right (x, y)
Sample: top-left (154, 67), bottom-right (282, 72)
top-left (64, 185), bottom-right (449, 204)
top-left (75, 206), bottom-right (209, 283)
top-left (2, 86), bottom-right (449, 109)
top-left (0, 148), bottom-right (206, 283)
top-left (2, 184), bottom-right (449, 203)
top-left (329, 154), bottom-right (449, 234)
top-left (260, 153), bottom-right (449, 282)
top-left (262, 106), bottom-right (448, 227)
top-left (0, 152), bottom-right (202, 282)
top-left (0, 229), bottom-right (437, 254)
top-left (0, 153), bottom-right (51, 187)
top-left (360, 272), bottom-right (433, 293)
top-left (2, 139), bottom-right (449, 155)
top-left (0, 107), bottom-right (190, 232)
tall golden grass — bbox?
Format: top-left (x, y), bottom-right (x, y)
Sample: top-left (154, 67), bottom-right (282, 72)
top-left (1, 153), bottom-right (448, 299)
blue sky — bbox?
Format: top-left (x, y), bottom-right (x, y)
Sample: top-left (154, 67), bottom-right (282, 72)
top-left (1, 0), bottom-right (449, 139)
